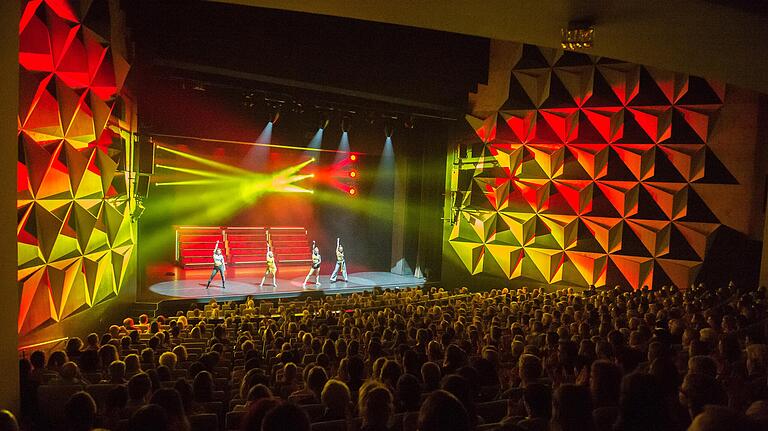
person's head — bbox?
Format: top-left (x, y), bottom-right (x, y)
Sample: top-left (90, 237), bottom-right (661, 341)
top-left (522, 383), bottom-right (551, 419)
top-left (0, 409), bottom-right (19, 431)
top-left (105, 385), bottom-right (128, 413)
top-left (380, 360), bottom-right (403, 389)
top-left (617, 373), bottom-right (670, 431)
top-left (129, 404), bottom-right (169, 431)
top-left (688, 355), bottom-right (718, 377)
top-left (159, 351), bottom-right (178, 370)
top-left (246, 384), bottom-right (273, 405)
top-left (680, 373), bottom-right (727, 418)
top-left (193, 370), bottom-right (214, 402)
top-left (358, 383), bottom-right (393, 429)
top-left (47, 350), bottom-right (68, 371)
top-left (551, 384), bottom-right (593, 431)
top-left (396, 373), bottom-right (421, 412)
top-left (518, 354), bottom-right (542, 386)
top-left (590, 360), bottom-right (621, 408)
top-left (215, 248), bottom-right (222, 256)
top-left (171, 345), bottom-right (188, 363)
top-left (108, 360), bottom-right (126, 382)
top-left (421, 362), bottom-right (441, 391)
top-left (418, 390), bottom-right (469, 431)
top-left (307, 366), bottom-right (329, 397)
top-left (63, 391), bottom-right (97, 431)
top-left (128, 373), bottom-right (152, 403)
top-left (59, 361), bottom-right (80, 381)
top-left (30, 350), bottom-right (45, 370)
top-left (746, 344), bottom-right (768, 376)
top-left (261, 402), bottom-right (311, 431)
top-left (321, 379), bottom-right (351, 415)
top-left (150, 388), bottom-right (189, 430)
top-left (688, 405), bottom-right (754, 431)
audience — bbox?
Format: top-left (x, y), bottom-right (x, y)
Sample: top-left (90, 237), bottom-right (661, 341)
top-left (8, 283), bottom-right (768, 431)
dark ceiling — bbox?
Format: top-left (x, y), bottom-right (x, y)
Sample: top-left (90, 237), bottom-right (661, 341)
top-left (122, 1), bottom-right (489, 112)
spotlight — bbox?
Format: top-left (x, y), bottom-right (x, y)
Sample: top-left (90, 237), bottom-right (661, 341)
top-left (349, 187), bottom-right (357, 196)
top-left (318, 112), bottom-right (330, 130)
top-left (403, 115), bottom-right (415, 129)
top-left (269, 110), bottom-right (281, 125)
top-left (350, 171), bottom-right (357, 178)
top-left (341, 116), bottom-right (352, 133)
top-left (350, 154), bottom-right (357, 162)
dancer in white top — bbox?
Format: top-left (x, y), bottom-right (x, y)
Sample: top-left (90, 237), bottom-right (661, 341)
top-left (205, 240), bottom-right (226, 289)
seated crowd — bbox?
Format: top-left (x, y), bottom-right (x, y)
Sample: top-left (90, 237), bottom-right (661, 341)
top-left (8, 282), bottom-right (768, 431)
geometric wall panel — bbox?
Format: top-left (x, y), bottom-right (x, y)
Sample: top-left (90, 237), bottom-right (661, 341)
top-left (449, 43), bottom-right (731, 289)
top-left (17, 0), bottom-right (134, 335)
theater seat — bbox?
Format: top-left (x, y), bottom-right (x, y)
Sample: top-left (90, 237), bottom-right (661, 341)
top-left (36, 384), bottom-right (85, 429)
top-left (85, 383), bottom-right (119, 412)
top-left (476, 399), bottom-right (508, 423)
top-left (190, 413), bottom-right (219, 431)
top-left (226, 410), bottom-right (245, 430)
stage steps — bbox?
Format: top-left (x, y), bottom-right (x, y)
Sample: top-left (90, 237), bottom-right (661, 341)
top-left (176, 226), bottom-right (311, 268)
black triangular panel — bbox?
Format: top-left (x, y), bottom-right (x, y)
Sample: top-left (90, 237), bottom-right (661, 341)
top-left (540, 74), bottom-right (578, 109)
top-left (676, 76), bottom-right (722, 105)
top-left (82, 0), bottom-right (111, 41)
top-left (532, 114), bottom-right (563, 143)
top-left (503, 75), bottom-right (537, 109)
top-left (652, 261), bottom-right (674, 288)
top-left (628, 68), bottom-right (669, 106)
top-left (554, 51), bottom-right (594, 67)
top-left (666, 109), bottom-right (706, 144)
top-left (695, 147), bottom-right (738, 184)
top-left (573, 222), bottom-right (604, 253)
top-left (668, 225), bottom-right (702, 260)
top-left (583, 71), bottom-right (623, 108)
top-left (650, 150), bottom-right (688, 182)
top-left (573, 112), bottom-right (607, 144)
top-left (603, 149), bottom-right (636, 181)
top-left (585, 187), bottom-right (622, 218)
top-left (678, 187), bottom-right (720, 223)
top-left (515, 44), bottom-right (552, 69)
top-left (619, 113), bottom-right (655, 144)
top-left (619, 225), bottom-right (653, 257)
top-left (633, 186), bottom-right (668, 220)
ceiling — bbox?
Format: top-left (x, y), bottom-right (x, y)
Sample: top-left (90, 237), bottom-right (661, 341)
top-left (210, 0), bottom-right (768, 94)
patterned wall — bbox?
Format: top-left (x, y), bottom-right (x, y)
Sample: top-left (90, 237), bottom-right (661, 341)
top-left (448, 45), bottom-right (731, 290)
top-left (17, 0), bottom-right (134, 336)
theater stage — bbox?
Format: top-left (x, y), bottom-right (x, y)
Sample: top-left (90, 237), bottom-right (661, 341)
top-left (147, 266), bottom-right (426, 300)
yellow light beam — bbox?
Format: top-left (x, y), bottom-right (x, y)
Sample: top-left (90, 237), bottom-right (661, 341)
top-left (153, 133), bottom-right (363, 154)
top-left (156, 145), bottom-right (255, 176)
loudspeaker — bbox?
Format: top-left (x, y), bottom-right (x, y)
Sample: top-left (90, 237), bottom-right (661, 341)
top-left (137, 135), bottom-right (156, 174)
top-left (108, 134), bottom-right (126, 172)
top-left (135, 174), bottom-right (150, 198)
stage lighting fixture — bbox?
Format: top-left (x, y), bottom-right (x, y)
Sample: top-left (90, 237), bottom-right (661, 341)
top-left (350, 171), bottom-right (357, 178)
top-left (349, 187), bottom-right (357, 196)
top-left (384, 124), bottom-right (394, 138)
top-left (403, 115), bottom-right (415, 129)
top-left (319, 112), bottom-right (330, 130)
top-left (561, 22), bottom-right (594, 49)
top-left (341, 116), bottom-right (352, 133)
top-left (350, 154), bottom-right (357, 162)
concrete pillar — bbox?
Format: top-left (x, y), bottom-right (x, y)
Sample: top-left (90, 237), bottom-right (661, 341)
top-left (0, 0), bottom-right (20, 414)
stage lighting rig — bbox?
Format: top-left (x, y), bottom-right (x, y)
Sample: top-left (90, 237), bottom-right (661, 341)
top-left (341, 116), bottom-right (352, 133)
top-left (561, 21), bottom-right (594, 50)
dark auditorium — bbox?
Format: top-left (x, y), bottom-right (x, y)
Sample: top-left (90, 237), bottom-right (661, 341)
top-left (3, 1), bottom-right (768, 431)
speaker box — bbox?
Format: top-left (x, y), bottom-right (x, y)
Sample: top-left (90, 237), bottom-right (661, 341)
top-left (137, 136), bottom-right (155, 174)
top-left (136, 174), bottom-right (150, 198)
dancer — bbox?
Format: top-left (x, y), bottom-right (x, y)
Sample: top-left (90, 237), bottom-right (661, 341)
top-left (330, 237), bottom-right (348, 283)
top-left (205, 240), bottom-right (226, 289)
top-left (260, 235), bottom-right (278, 287)
top-left (303, 241), bottom-right (321, 286)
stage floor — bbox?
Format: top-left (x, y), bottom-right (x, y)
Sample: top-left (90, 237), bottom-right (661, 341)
top-left (147, 270), bottom-right (426, 299)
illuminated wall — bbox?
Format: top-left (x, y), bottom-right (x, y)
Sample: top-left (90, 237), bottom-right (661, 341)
top-left (445, 43), bottom-right (757, 290)
top-left (17, 0), bottom-right (134, 337)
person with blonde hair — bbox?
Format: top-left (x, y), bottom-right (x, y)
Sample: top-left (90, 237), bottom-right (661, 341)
top-left (320, 379), bottom-right (351, 421)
